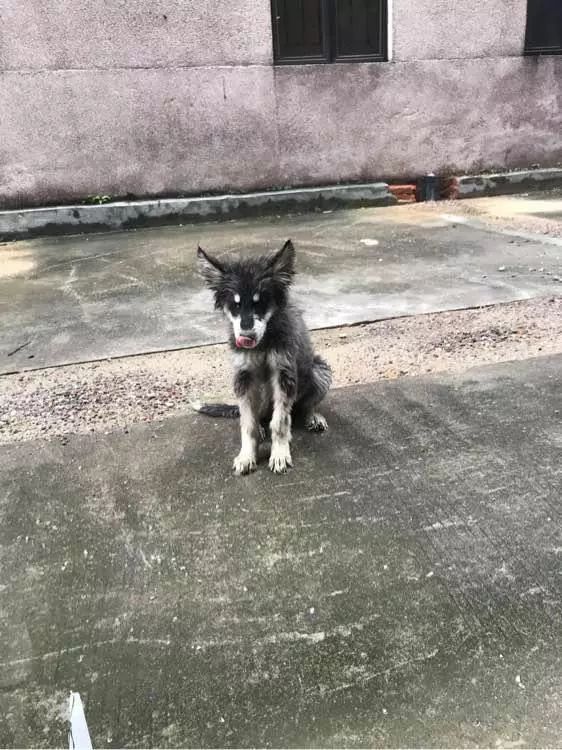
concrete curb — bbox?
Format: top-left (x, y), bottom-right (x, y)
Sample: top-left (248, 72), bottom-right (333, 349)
top-left (0, 183), bottom-right (396, 242)
top-left (445, 167), bottom-right (562, 199)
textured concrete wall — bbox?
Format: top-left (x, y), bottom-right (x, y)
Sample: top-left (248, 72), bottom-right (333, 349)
top-left (274, 56), bottom-right (562, 186)
top-left (1, 0), bottom-right (560, 207)
top-left (393, 0), bottom-right (528, 60)
top-left (0, 67), bottom-right (278, 205)
top-left (0, 0), bottom-right (273, 68)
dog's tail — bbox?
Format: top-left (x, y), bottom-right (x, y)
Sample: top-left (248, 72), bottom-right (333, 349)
top-left (191, 401), bottom-right (240, 419)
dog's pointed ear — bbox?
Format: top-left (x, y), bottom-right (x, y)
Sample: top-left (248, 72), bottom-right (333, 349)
top-left (267, 239), bottom-right (296, 285)
top-left (197, 246), bottom-right (225, 289)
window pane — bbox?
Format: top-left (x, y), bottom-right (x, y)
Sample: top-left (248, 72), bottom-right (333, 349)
top-left (272, 0), bottom-right (326, 61)
top-left (334, 0), bottom-right (386, 59)
top-left (525, 0), bottom-right (562, 52)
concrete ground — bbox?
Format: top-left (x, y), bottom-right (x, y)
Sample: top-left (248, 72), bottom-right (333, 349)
top-left (1, 357), bottom-right (561, 748)
top-left (1, 199), bottom-right (561, 374)
top-left (0, 195), bottom-right (561, 748)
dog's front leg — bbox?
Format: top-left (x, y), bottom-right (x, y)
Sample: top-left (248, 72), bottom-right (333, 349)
top-left (269, 362), bottom-right (296, 473)
top-left (233, 370), bottom-right (259, 475)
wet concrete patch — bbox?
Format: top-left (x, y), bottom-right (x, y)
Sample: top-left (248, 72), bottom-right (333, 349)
top-left (0, 355), bottom-right (560, 747)
top-left (1, 207), bottom-right (561, 373)
top-left (529, 210), bottom-right (562, 221)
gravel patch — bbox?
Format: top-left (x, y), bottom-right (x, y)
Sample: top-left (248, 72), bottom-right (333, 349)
top-left (1, 296), bottom-right (560, 445)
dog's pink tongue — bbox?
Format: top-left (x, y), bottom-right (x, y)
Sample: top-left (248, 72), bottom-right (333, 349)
top-left (236, 336), bottom-right (257, 349)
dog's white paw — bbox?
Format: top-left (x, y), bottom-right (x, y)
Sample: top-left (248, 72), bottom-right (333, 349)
top-left (306, 413), bottom-right (328, 432)
top-left (233, 451), bottom-right (257, 475)
top-left (269, 443), bottom-right (293, 473)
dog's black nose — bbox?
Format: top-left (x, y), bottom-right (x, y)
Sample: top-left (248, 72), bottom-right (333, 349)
top-left (240, 313), bottom-right (255, 332)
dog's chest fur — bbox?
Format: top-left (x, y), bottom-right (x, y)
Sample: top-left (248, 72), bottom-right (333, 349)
top-left (232, 349), bottom-right (273, 410)
top-left (232, 349), bottom-right (267, 371)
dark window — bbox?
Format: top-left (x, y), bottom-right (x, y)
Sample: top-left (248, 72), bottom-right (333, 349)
top-left (525, 0), bottom-right (562, 54)
top-left (271, 0), bottom-right (387, 64)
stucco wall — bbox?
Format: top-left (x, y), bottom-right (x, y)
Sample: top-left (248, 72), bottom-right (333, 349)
top-left (0, 0), bottom-right (273, 68)
top-left (0, 0), bottom-right (560, 206)
top-left (393, 0), bottom-right (528, 60)
top-left (274, 56), bottom-right (561, 186)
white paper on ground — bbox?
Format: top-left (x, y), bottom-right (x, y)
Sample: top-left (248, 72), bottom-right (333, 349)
top-left (68, 692), bottom-right (93, 750)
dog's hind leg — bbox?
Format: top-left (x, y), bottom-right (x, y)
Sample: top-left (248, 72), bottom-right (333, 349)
top-left (298, 355), bottom-right (332, 432)
top-left (232, 370), bottom-right (260, 475)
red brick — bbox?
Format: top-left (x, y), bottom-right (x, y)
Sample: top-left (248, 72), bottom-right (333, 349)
top-left (443, 177), bottom-right (461, 199)
top-left (389, 184), bottom-right (416, 202)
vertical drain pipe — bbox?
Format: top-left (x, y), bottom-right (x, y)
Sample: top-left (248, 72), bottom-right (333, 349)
top-left (417, 173), bottom-right (440, 201)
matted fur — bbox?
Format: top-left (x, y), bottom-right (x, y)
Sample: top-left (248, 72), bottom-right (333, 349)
top-left (194, 240), bottom-right (332, 474)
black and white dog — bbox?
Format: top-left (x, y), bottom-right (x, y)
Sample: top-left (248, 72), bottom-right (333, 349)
top-left (194, 240), bottom-right (332, 474)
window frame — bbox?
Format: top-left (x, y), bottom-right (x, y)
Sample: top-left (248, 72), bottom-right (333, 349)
top-left (271, 0), bottom-right (388, 66)
top-left (524, 0), bottom-right (562, 55)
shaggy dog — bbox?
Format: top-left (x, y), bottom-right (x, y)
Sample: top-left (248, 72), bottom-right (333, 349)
top-left (194, 240), bottom-right (332, 474)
